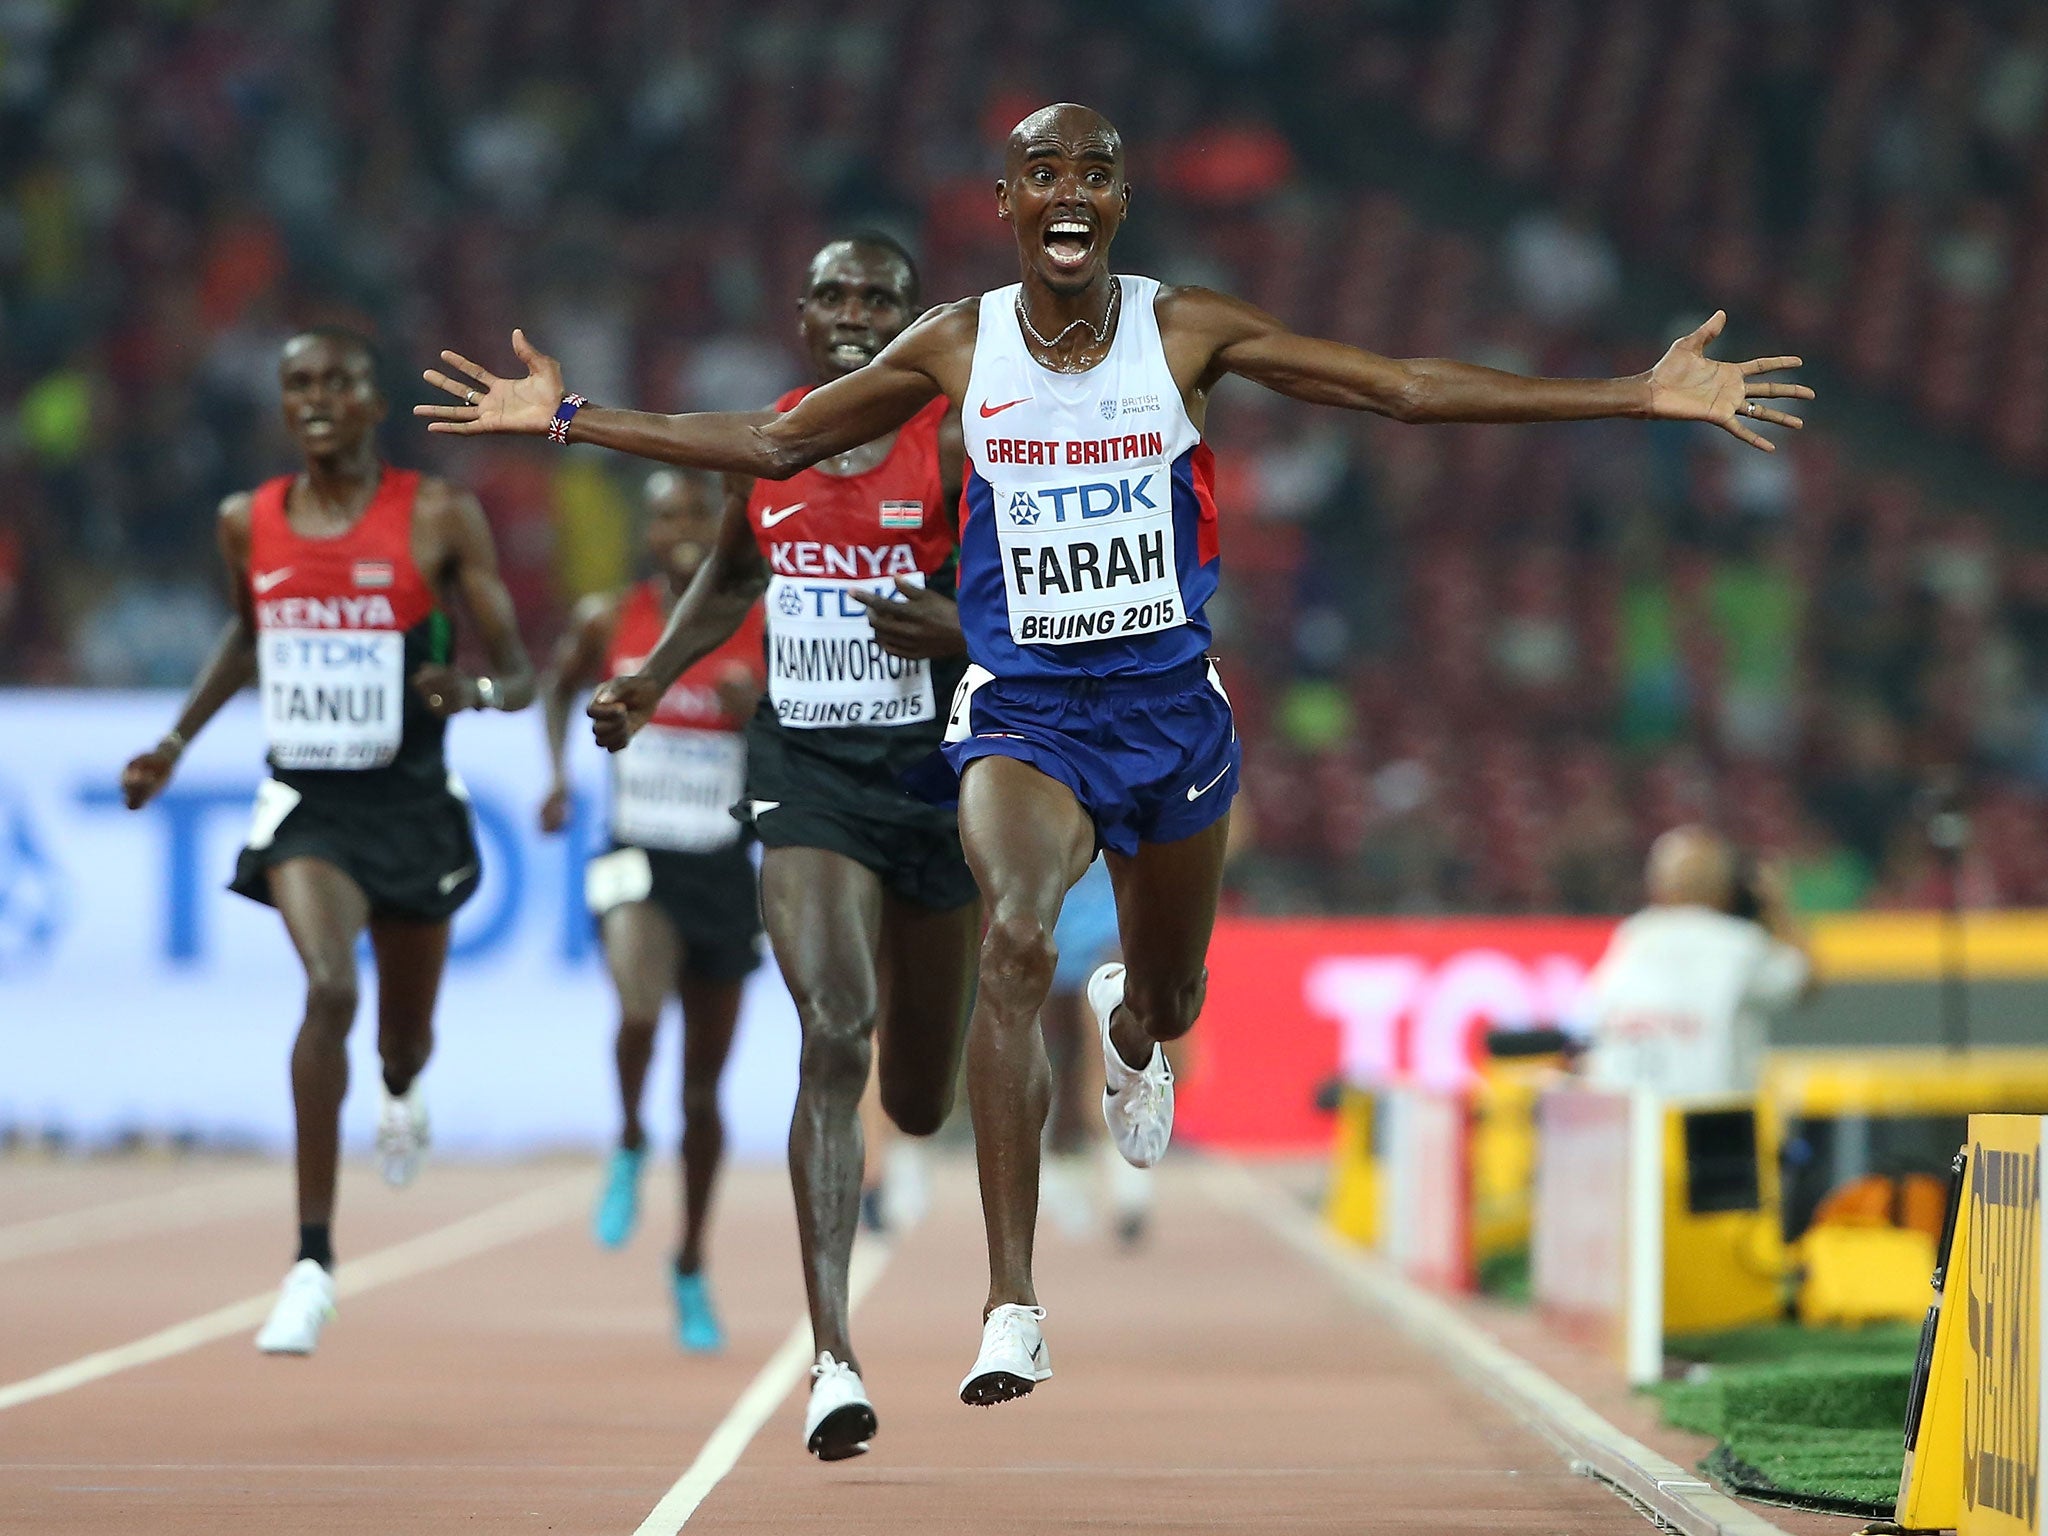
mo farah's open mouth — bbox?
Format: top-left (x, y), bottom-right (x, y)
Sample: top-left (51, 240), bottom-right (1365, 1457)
top-left (1044, 217), bottom-right (1097, 273)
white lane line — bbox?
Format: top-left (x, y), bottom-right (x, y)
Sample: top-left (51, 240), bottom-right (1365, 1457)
top-left (0, 1171), bottom-right (277, 1265)
top-left (0, 1174), bottom-right (584, 1414)
top-left (634, 1238), bottom-right (893, 1534)
top-left (1204, 1160), bottom-right (1792, 1536)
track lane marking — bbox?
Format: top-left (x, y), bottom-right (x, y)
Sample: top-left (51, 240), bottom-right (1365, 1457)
top-left (0, 1174), bottom-right (584, 1414)
top-left (1205, 1160), bottom-right (1791, 1536)
top-left (633, 1237), bottom-right (892, 1534)
top-left (0, 1171), bottom-right (277, 1266)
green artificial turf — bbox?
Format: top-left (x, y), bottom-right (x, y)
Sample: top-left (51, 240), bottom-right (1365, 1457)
top-left (1647, 1324), bottom-right (1920, 1515)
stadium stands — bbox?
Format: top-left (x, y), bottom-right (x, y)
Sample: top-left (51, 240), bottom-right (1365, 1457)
top-left (2, 0), bottom-right (2043, 913)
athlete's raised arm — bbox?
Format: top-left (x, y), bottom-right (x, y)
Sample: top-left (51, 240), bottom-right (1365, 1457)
top-left (412, 480), bottom-right (536, 717)
top-left (1166, 288), bottom-right (1812, 453)
top-left (414, 310), bottom-right (968, 478)
top-left (588, 475), bottom-right (769, 753)
top-left (120, 495), bottom-right (260, 809)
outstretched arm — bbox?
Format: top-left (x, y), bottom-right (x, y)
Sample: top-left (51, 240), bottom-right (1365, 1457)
top-left (1171, 289), bottom-right (1811, 452)
top-left (415, 310), bottom-right (963, 477)
top-left (588, 476), bottom-right (771, 752)
top-left (121, 497), bottom-right (260, 809)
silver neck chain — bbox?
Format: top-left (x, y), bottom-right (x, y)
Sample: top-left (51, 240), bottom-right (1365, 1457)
top-left (1016, 279), bottom-right (1120, 356)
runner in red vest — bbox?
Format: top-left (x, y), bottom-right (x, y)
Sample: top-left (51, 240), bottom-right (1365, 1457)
top-left (122, 328), bottom-right (533, 1357)
top-left (536, 467), bottom-right (765, 1353)
top-left (587, 235), bottom-right (976, 1460)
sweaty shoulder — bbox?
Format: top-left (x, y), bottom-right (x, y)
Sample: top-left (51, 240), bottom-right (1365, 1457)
top-left (1152, 285), bottom-right (1278, 391)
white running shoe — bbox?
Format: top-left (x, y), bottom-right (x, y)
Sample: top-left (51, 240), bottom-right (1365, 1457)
top-left (255, 1259), bottom-right (336, 1355)
top-left (804, 1352), bottom-right (877, 1461)
top-left (958, 1303), bottom-right (1052, 1406)
top-left (1092, 962), bottom-right (1174, 1168)
top-left (376, 1083), bottom-right (430, 1187)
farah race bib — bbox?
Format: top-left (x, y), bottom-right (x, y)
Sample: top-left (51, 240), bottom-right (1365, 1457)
top-left (610, 727), bottom-right (746, 852)
top-left (259, 629), bottom-right (405, 770)
top-left (765, 572), bottom-right (936, 730)
top-left (991, 469), bottom-right (1184, 646)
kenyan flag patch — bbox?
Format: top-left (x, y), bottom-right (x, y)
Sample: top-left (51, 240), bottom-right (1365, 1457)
top-left (879, 500), bottom-right (924, 529)
top-left (353, 561), bottom-right (394, 589)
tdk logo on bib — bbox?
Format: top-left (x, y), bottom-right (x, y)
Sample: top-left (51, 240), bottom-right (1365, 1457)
top-left (1005, 475), bottom-right (1157, 526)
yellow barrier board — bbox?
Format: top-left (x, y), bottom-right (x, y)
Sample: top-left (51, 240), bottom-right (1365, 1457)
top-left (1960, 1114), bottom-right (2043, 1536)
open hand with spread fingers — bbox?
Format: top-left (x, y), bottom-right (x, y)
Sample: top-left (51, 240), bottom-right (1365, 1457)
top-left (415, 329), bottom-right (565, 436)
top-left (1645, 311), bottom-right (1813, 452)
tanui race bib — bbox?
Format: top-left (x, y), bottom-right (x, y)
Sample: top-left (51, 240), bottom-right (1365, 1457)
top-left (610, 727), bottom-right (746, 851)
top-left (991, 464), bottom-right (1182, 646)
top-left (259, 629), bottom-right (405, 769)
top-left (765, 571), bottom-right (937, 730)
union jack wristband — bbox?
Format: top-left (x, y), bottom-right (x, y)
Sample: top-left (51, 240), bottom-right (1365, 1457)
top-left (547, 393), bottom-right (589, 444)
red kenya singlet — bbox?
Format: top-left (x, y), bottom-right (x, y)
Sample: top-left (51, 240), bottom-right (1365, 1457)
top-left (604, 579), bottom-right (764, 852)
top-left (248, 467), bottom-right (453, 797)
top-left (749, 392), bottom-right (959, 742)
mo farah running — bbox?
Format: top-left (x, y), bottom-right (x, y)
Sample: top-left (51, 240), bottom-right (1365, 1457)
top-left (420, 104), bottom-right (1811, 1406)
top-left (551, 235), bottom-right (976, 1460)
top-left (126, 327), bottom-right (534, 1356)
top-left (538, 468), bottom-right (766, 1353)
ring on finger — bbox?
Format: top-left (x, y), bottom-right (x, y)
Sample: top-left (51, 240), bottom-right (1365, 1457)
top-left (430, 693), bottom-right (444, 709)
top-left (465, 389), bottom-right (479, 407)
top-left (1740, 401), bottom-right (1756, 417)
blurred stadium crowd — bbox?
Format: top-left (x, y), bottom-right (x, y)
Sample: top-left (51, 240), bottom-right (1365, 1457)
top-left (3, 0), bottom-right (2046, 915)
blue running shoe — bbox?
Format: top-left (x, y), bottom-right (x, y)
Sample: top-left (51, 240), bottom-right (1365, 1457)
top-left (592, 1146), bottom-right (644, 1249)
top-left (672, 1270), bottom-right (725, 1354)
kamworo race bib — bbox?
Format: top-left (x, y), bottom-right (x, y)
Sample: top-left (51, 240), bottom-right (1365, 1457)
top-left (765, 572), bottom-right (936, 730)
top-left (991, 470), bottom-right (1183, 646)
top-left (610, 727), bottom-right (745, 852)
top-left (259, 629), bottom-right (404, 769)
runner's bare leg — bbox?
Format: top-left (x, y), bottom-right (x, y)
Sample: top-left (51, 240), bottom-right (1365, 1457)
top-left (956, 756), bottom-right (1094, 1314)
top-left (368, 913), bottom-right (452, 1097)
top-left (762, 846), bottom-right (885, 1372)
top-left (1101, 814), bottom-right (1231, 1068)
top-left (675, 968), bottom-right (745, 1274)
top-left (600, 902), bottom-right (682, 1151)
top-left (268, 857), bottom-right (372, 1228)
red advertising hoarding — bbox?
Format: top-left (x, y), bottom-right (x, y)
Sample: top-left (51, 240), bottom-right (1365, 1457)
top-left (1175, 916), bottom-right (1616, 1152)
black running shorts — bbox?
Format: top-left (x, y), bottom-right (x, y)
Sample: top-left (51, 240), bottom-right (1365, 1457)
top-left (741, 712), bottom-right (977, 912)
top-left (229, 777), bottom-right (482, 923)
top-left (586, 841), bottom-right (764, 984)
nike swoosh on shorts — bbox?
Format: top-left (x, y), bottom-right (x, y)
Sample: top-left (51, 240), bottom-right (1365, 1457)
top-left (1186, 765), bottom-right (1231, 801)
top-left (438, 864), bottom-right (477, 895)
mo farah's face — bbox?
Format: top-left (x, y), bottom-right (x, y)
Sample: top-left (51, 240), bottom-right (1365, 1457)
top-left (279, 336), bottom-right (384, 458)
top-left (997, 108), bottom-right (1129, 295)
top-left (798, 245), bottom-right (918, 383)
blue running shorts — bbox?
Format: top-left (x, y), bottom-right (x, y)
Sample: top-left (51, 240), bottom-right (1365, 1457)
top-left (915, 658), bottom-right (1240, 857)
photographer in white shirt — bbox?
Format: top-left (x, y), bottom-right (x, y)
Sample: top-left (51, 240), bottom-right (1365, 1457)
top-left (1581, 825), bottom-right (1816, 1099)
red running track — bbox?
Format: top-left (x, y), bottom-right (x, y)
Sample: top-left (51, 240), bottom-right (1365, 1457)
top-left (0, 1153), bottom-right (1823, 1534)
